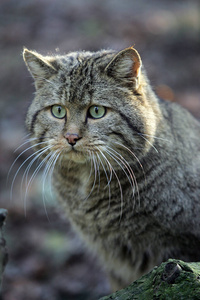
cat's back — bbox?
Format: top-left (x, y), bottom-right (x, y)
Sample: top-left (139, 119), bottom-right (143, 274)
top-left (148, 98), bottom-right (200, 232)
top-left (158, 98), bottom-right (200, 149)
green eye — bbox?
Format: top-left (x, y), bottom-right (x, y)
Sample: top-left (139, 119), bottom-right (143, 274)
top-left (88, 105), bottom-right (106, 119)
top-left (51, 105), bottom-right (66, 119)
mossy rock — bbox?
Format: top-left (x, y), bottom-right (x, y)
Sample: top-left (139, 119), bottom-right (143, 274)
top-left (99, 259), bottom-right (200, 300)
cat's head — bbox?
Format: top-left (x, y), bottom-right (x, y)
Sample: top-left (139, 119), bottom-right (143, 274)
top-left (23, 47), bottom-right (160, 167)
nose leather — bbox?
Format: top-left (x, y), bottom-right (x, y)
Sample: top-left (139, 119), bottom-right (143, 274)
top-left (64, 133), bottom-right (81, 145)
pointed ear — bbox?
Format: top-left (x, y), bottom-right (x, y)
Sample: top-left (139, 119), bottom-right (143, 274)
top-left (105, 47), bottom-right (142, 90)
top-left (23, 48), bottom-right (59, 88)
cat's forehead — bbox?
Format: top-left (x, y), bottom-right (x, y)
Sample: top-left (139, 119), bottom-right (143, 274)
top-left (58, 50), bottom-right (115, 74)
top-left (56, 50), bottom-right (115, 106)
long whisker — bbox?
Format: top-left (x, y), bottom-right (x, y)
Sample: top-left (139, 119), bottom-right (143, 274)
top-left (41, 149), bottom-right (61, 221)
top-left (84, 152), bottom-right (97, 201)
top-left (23, 145), bottom-right (53, 192)
top-left (96, 149), bottom-right (113, 186)
top-left (10, 144), bottom-right (52, 201)
top-left (114, 141), bottom-right (146, 190)
top-left (106, 147), bottom-right (135, 198)
top-left (139, 133), bottom-right (170, 142)
top-left (48, 150), bottom-right (62, 199)
top-left (95, 153), bottom-right (101, 192)
top-left (137, 133), bottom-right (158, 153)
top-left (106, 146), bottom-right (141, 209)
top-left (84, 150), bottom-right (94, 187)
top-left (96, 147), bottom-right (123, 221)
top-left (23, 150), bottom-right (54, 215)
top-left (96, 152), bottom-right (111, 209)
top-left (96, 152), bottom-right (110, 190)
top-left (114, 142), bottom-right (144, 170)
top-left (13, 137), bottom-right (47, 153)
top-left (42, 149), bottom-right (61, 197)
top-left (7, 141), bottom-right (49, 182)
top-left (21, 133), bottom-right (31, 140)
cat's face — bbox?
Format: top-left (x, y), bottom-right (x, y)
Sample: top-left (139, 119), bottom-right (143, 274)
top-left (24, 47), bottom-right (159, 168)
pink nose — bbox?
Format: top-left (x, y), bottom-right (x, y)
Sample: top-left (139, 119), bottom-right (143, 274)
top-left (64, 133), bottom-right (81, 146)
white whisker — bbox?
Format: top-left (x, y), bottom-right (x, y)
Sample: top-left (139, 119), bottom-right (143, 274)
top-left (106, 147), bottom-right (135, 193)
top-left (41, 150), bottom-right (60, 221)
top-left (95, 154), bottom-right (101, 192)
top-left (10, 144), bottom-right (52, 201)
top-left (23, 145), bottom-right (53, 191)
top-left (139, 133), bottom-right (170, 142)
top-left (48, 151), bottom-right (61, 198)
top-left (106, 146), bottom-right (141, 209)
top-left (137, 133), bottom-right (158, 153)
top-left (114, 142), bottom-right (144, 171)
top-left (114, 141), bottom-right (146, 191)
top-left (84, 152), bottom-right (97, 201)
top-left (22, 133), bottom-right (31, 140)
top-left (14, 137), bottom-right (47, 153)
top-left (96, 147), bottom-right (123, 221)
top-left (84, 151), bottom-right (94, 187)
top-left (96, 152), bottom-right (111, 209)
top-left (23, 150), bottom-right (54, 215)
top-left (7, 141), bottom-right (50, 183)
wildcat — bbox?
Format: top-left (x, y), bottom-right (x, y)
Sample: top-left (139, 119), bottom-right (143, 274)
top-left (23, 46), bottom-right (200, 291)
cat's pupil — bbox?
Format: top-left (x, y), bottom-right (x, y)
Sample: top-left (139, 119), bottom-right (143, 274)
top-left (58, 107), bottom-right (61, 114)
top-left (95, 107), bottom-right (98, 114)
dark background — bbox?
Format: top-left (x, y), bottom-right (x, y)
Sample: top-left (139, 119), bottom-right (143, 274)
top-left (0, 0), bottom-right (200, 299)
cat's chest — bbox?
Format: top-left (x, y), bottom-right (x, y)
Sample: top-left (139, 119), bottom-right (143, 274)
top-left (54, 164), bottom-right (100, 203)
top-left (54, 164), bottom-right (126, 224)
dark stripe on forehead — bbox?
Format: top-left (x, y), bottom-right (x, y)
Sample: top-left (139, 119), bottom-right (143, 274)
top-left (70, 53), bottom-right (107, 79)
top-left (69, 71), bottom-right (94, 103)
top-left (69, 77), bottom-right (85, 103)
top-left (70, 81), bottom-right (94, 105)
top-left (67, 52), bottom-right (113, 103)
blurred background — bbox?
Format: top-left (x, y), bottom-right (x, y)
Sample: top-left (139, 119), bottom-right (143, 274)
top-left (0, 0), bottom-right (200, 299)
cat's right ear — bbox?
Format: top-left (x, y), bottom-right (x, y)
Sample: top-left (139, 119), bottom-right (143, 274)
top-left (105, 47), bottom-right (142, 90)
top-left (23, 48), bottom-right (59, 89)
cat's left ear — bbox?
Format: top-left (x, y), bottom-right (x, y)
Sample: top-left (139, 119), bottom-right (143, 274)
top-left (23, 48), bottom-right (59, 88)
top-left (105, 47), bottom-right (142, 90)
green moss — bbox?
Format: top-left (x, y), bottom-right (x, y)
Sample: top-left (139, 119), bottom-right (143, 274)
top-left (99, 259), bottom-right (200, 300)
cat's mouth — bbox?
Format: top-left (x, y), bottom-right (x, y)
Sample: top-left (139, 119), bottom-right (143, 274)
top-left (61, 146), bottom-right (88, 163)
